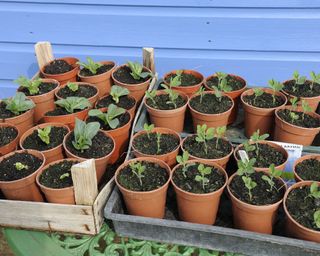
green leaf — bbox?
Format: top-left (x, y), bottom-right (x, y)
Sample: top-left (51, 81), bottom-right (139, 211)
top-left (37, 126), bottom-right (51, 145)
top-left (195, 175), bottom-right (202, 182)
top-left (314, 210), bottom-right (320, 229)
top-left (14, 162), bottom-right (28, 170)
top-left (127, 61), bottom-right (152, 80)
top-left (14, 76), bottom-right (42, 95)
top-left (3, 92), bottom-right (35, 115)
top-left (77, 57), bottom-right (102, 75)
top-left (55, 97), bottom-right (91, 113)
top-left (67, 82), bottom-right (79, 92)
top-left (110, 85), bottom-right (129, 103)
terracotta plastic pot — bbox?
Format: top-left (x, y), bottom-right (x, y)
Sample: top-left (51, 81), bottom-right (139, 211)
top-left (241, 88), bottom-right (288, 138)
top-left (20, 122), bottom-right (70, 165)
top-left (293, 154), bottom-right (320, 182)
top-left (132, 127), bottom-right (181, 167)
top-left (227, 172), bottom-right (286, 234)
top-left (283, 181), bottom-right (320, 243)
top-left (188, 91), bottom-right (234, 131)
top-left (171, 160), bottom-right (228, 225)
top-left (163, 70), bottom-right (204, 97)
top-left (204, 74), bottom-right (247, 124)
top-left (234, 140), bottom-right (288, 172)
top-left (0, 123), bottom-right (19, 157)
top-left (144, 90), bottom-right (188, 133)
top-left (115, 157), bottom-right (171, 218)
top-left (55, 82), bottom-right (99, 106)
top-left (0, 149), bottom-right (45, 202)
top-left (36, 158), bottom-right (81, 204)
top-left (40, 57), bottom-right (80, 85)
top-left (63, 131), bottom-right (115, 183)
top-left (181, 135), bottom-right (233, 169)
top-left (274, 106), bottom-right (320, 146)
top-left (112, 64), bottom-right (152, 102)
top-left (78, 61), bottom-right (116, 97)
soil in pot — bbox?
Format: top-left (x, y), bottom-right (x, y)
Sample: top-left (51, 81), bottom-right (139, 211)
top-left (0, 152), bottom-right (43, 182)
top-left (57, 84), bottom-right (97, 99)
top-left (172, 163), bottom-right (225, 194)
top-left (86, 112), bottom-right (130, 131)
top-left (117, 161), bottom-right (169, 191)
top-left (146, 94), bottom-right (186, 110)
top-left (79, 64), bottom-right (115, 77)
top-left (206, 75), bottom-right (245, 91)
top-left (242, 92), bottom-right (285, 108)
top-left (295, 159), bottom-right (320, 181)
top-left (96, 95), bottom-right (136, 110)
top-left (165, 73), bottom-right (201, 86)
top-left (277, 109), bottom-right (320, 128)
top-left (113, 66), bottom-right (150, 84)
top-left (45, 107), bottom-right (84, 116)
top-left (283, 80), bottom-right (320, 98)
top-left (0, 102), bottom-right (25, 119)
top-left (21, 126), bottom-right (68, 151)
top-left (44, 60), bottom-right (73, 74)
top-left (19, 82), bottom-right (57, 96)
top-left (0, 126), bottom-right (18, 147)
top-left (189, 94), bottom-right (232, 114)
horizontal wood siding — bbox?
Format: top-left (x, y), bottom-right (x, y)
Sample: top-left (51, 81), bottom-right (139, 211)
top-left (0, 1), bottom-right (319, 97)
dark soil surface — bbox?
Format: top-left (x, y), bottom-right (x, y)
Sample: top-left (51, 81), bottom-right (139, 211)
top-left (229, 172), bottom-right (285, 205)
top-left (173, 163), bottom-right (225, 194)
top-left (206, 75), bottom-right (245, 91)
top-left (286, 185), bottom-right (320, 231)
top-left (278, 109), bottom-right (320, 128)
top-left (65, 131), bottom-right (114, 158)
top-left (44, 60), bottom-right (73, 74)
top-left (45, 107), bottom-right (84, 116)
top-left (0, 102), bottom-right (22, 118)
top-left (133, 133), bottom-right (180, 155)
top-left (295, 158), bottom-right (320, 181)
top-left (190, 94), bottom-right (232, 114)
top-left (57, 84), bottom-right (97, 99)
top-left (117, 161), bottom-right (168, 191)
top-left (39, 160), bottom-right (79, 189)
top-left (0, 152), bottom-right (43, 181)
top-left (22, 126), bottom-right (68, 151)
top-left (238, 143), bottom-right (286, 168)
top-left (19, 82), bottom-right (57, 96)
top-left (283, 80), bottom-right (320, 97)
top-left (86, 112), bottom-right (130, 131)
top-left (183, 135), bottom-right (232, 159)
top-left (96, 95), bottom-right (136, 110)
top-left (0, 126), bottom-right (18, 147)
top-left (79, 64), bottom-right (114, 77)
top-left (165, 73), bottom-right (201, 86)
top-left (113, 66), bottom-right (150, 84)
top-left (146, 94), bottom-right (186, 110)
top-left (243, 92), bottom-right (284, 108)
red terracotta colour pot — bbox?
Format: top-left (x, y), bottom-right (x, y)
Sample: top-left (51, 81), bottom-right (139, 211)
top-left (163, 70), bottom-right (204, 97)
top-left (274, 106), bottom-right (320, 146)
top-left (78, 61), bottom-right (116, 97)
top-left (40, 57), bottom-right (80, 85)
top-left (283, 181), bottom-right (320, 243)
top-left (112, 64), bottom-right (152, 103)
top-left (115, 157), bottom-right (171, 218)
top-left (19, 122), bottom-right (70, 165)
top-left (204, 74), bottom-right (247, 124)
top-left (188, 91), bottom-right (234, 131)
top-left (144, 90), bottom-right (188, 133)
top-left (171, 160), bottom-right (228, 225)
top-left (132, 127), bottom-right (181, 167)
top-left (227, 172), bottom-right (286, 234)
top-left (0, 149), bottom-right (45, 202)
top-left (293, 154), bottom-right (320, 182)
top-left (241, 88), bottom-right (288, 138)
top-left (0, 123), bottom-right (19, 157)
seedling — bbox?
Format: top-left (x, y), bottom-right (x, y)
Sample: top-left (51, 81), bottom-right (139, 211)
top-left (310, 71), bottom-right (320, 91)
top-left (55, 97), bottom-right (91, 114)
top-left (72, 118), bottom-right (100, 152)
top-left (195, 124), bottom-right (214, 155)
top-left (290, 96), bottom-right (298, 111)
top-left (250, 130), bottom-right (269, 156)
top-left (309, 182), bottom-right (320, 199)
top-left (268, 79), bottom-right (284, 104)
top-left (169, 70), bottom-right (183, 87)
top-left (176, 151), bottom-right (190, 178)
top-left (59, 173), bottom-right (70, 180)
top-left (261, 164), bottom-right (282, 192)
top-left (292, 71), bottom-right (306, 92)
top-left (37, 126), bottom-right (51, 145)
top-left (127, 61), bottom-right (152, 80)
top-left (289, 112), bottom-right (299, 123)
top-left (77, 57), bottom-right (102, 75)
top-left (129, 162), bottom-right (146, 186)
top-left (212, 86), bottom-right (223, 102)
top-left (215, 126), bottom-right (226, 149)
top-left (110, 85), bottom-right (129, 104)
top-left (3, 92), bottom-right (35, 116)
top-left (302, 100), bottom-right (312, 120)
top-left (145, 90), bottom-right (157, 105)
top-left (14, 76), bottom-right (42, 95)
top-left (236, 158), bottom-right (256, 177)
top-left (243, 140), bottom-right (256, 154)
top-left (143, 123), bottom-right (154, 139)
top-left (242, 176), bottom-right (257, 201)
top-left (196, 86), bottom-right (206, 104)
top-left (67, 82), bottom-right (79, 92)
top-left (216, 72), bottom-right (232, 92)
top-left (161, 84), bottom-right (179, 108)
top-left (253, 88), bottom-right (263, 105)
top-left (314, 210), bottom-right (320, 229)
top-left (89, 104), bottom-right (125, 129)
top-left (195, 164), bottom-right (212, 190)
top-left (14, 162), bottom-right (28, 171)
top-left (156, 132), bottom-right (161, 154)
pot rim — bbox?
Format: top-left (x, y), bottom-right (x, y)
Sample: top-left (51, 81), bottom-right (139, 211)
top-left (1, 104), bottom-right (35, 121)
top-left (77, 60), bottom-right (116, 79)
top-left (293, 154), bottom-right (320, 182)
top-left (17, 79), bottom-right (60, 100)
top-left (162, 69), bottom-right (204, 88)
top-left (204, 73), bottom-right (247, 93)
top-left (41, 57), bottom-right (80, 76)
top-left (55, 82), bottom-right (99, 102)
top-left (111, 64), bottom-right (152, 87)
top-left (282, 79), bottom-right (320, 100)
top-left (0, 123), bottom-right (20, 147)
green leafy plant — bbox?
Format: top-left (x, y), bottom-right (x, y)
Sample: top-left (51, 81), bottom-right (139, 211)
top-left (67, 82), bottom-right (79, 92)
top-left (261, 164), bottom-right (282, 192)
top-left (292, 71), bottom-right (306, 92)
top-left (215, 126), bottom-right (226, 149)
top-left (290, 96), bottom-right (298, 111)
top-left (3, 92), bottom-right (35, 116)
top-left (169, 70), bottom-right (183, 87)
top-left (60, 173), bottom-right (70, 180)
top-left (14, 76), bottom-right (42, 95)
top-left (196, 86), bottom-right (206, 104)
top-left (37, 126), bottom-right (51, 145)
top-left (242, 176), bottom-right (257, 201)
top-left (216, 72), bottom-right (232, 92)
top-left (310, 71), bottom-right (320, 91)
top-left (77, 57), bottom-right (102, 75)
top-left (55, 97), bottom-right (91, 114)
top-left (253, 88), bottom-right (263, 105)
top-left (243, 140), bottom-right (256, 154)
top-left (14, 162), bottom-right (28, 171)
top-left (314, 210), bottom-right (320, 229)
top-left (236, 158), bottom-right (256, 177)
top-left (89, 104), bottom-right (125, 129)
top-left (176, 151), bottom-right (190, 178)
top-left (145, 90), bottom-right (157, 105)
top-left (156, 132), bottom-right (161, 154)
top-left (195, 163), bottom-right (212, 190)
top-left (161, 84), bottom-right (179, 108)
top-left (302, 100), bottom-right (312, 120)
top-left (289, 112), bottom-right (299, 123)
top-left (110, 85), bottom-right (129, 104)
top-left (72, 118), bottom-right (100, 152)
top-left (309, 182), bottom-right (320, 199)
top-left (268, 79), bottom-right (284, 104)
top-left (195, 124), bottom-right (214, 155)
top-left (250, 129), bottom-right (269, 156)
top-left (129, 162), bottom-right (146, 186)
top-left (212, 86), bottom-right (223, 102)
top-left (143, 123), bottom-right (154, 139)
top-left (127, 61), bottom-right (152, 80)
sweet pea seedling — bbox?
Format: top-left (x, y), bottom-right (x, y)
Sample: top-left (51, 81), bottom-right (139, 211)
top-left (176, 151), bottom-right (191, 178)
top-left (310, 71), bottom-right (320, 91)
top-left (129, 162), bottom-right (146, 186)
top-left (89, 104), bottom-right (125, 129)
top-left (110, 85), bottom-right (129, 104)
top-left (55, 97), bottom-right (91, 114)
top-left (3, 92), bottom-right (35, 116)
top-left (253, 88), bottom-right (263, 105)
top-left (169, 70), bottom-right (183, 87)
top-left (77, 57), bottom-right (102, 75)
top-left (309, 182), bottom-right (320, 199)
top-left (261, 164), bottom-right (282, 192)
top-left (145, 90), bottom-right (157, 105)
top-left (14, 162), bottom-right (28, 171)
top-left (236, 158), bottom-right (256, 177)
top-left (162, 84), bottom-right (179, 108)
top-left (215, 126), bottom-right (226, 149)
top-left (127, 61), bottom-right (152, 80)
top-left (156, 132), bottom-right (161, 154)
top-left (143, 123), bottom-right (154, 139)
top-left (268, 79), bottom-right (284, 104)
top-left (292, 71), bottom-right (307, 92)
top-left (314, 210), bottom-right (320, 229)
top-left (242, 176), bottom-right (257, 201)
top-left (289, 112), bottom-right (299, 124)
top-left (67, 82), bottom-right (79, 92)
top-left (195, 163), bottom-right (212, 190)
top-left (37, 126), bottom-right (51, 145)
top-left (196, 86), bottom-right (206, 104)
top-left (59, 172), bottom-right (70, 180)
top-left (195, 124), bottom-right (215, 155)
top-left (14, 76), bottom-right (42, 95)
top-left (212, 86), bottom-right (223, 102)
top-left (243, 140), bottom-right (256, 154)
top-left (302, 100), bottom-right (312, 120)
top-left (250, 129), bottom-right (269, 156)
top-left (216, 72), bottom-right (232, 92)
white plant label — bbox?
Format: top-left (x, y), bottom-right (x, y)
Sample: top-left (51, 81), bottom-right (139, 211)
top-left (238, 150), bottom-right (249, 163)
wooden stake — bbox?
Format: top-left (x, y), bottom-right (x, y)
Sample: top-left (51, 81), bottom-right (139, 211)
top-left (71, 159), bottom-right (98, 206)
top-left (34, 41), bottom-right (54, 69)
top-left (143, 48), bottom-right (155, 73)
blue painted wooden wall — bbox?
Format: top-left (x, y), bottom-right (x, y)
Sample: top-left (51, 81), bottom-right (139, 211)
top-left (1, 0), bottom-right (320, 98)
